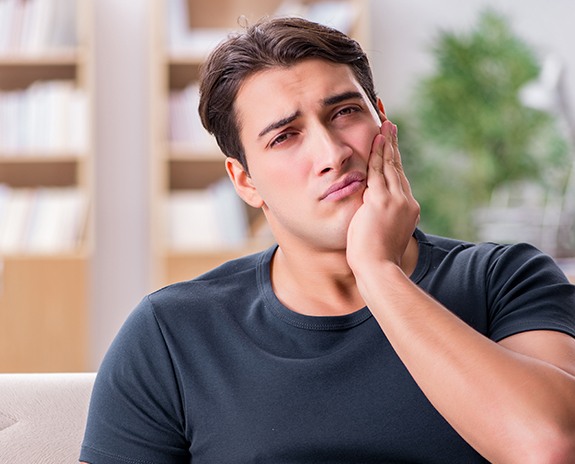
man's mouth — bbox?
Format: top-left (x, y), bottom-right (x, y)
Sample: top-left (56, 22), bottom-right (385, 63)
top-left (320, 172), bottom-right (366, 201)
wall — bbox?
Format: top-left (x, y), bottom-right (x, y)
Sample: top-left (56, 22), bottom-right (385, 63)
top-left (368, 0), bottom-right (575, 118)
top-left (91, 0), bottom-right (152, 368)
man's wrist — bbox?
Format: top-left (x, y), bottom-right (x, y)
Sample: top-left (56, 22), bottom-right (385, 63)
top-left (353, 259), bottom-right (407, 294)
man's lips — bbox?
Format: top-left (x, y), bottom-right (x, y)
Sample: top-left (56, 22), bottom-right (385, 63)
top-left (320, 172), bottom-right (366, 201)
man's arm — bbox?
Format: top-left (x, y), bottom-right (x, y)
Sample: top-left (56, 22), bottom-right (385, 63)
top-left (347, 121), bottom-right (575, 463)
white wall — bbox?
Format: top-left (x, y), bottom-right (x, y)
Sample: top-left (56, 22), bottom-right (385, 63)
top-left (89, 0), bottom-right (575, 369)
top-left (91, 0), bottom-right (152, 368)
top-left (368, 0), bottom-right (575, 117)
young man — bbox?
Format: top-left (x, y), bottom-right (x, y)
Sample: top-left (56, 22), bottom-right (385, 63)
top-left (80, 17), bottom-right (575, 463)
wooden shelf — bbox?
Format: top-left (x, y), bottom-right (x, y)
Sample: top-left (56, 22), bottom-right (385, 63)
top-left (164, 245), bottom-right (263, 284)
top-left (0, 0), bottom-right (94, 372)
top-left (0, 50), bottom-right (78, 65)
top-left (168, 143), bottom-right (221, 160)
top-left (0, 54), bottom-right (79, 89)
top-left (0, 152), bottom-right (83, 160)
top-left (0, 158), bottom-right (80, 187)
top-left (0, 254), bottom-right (88, 372)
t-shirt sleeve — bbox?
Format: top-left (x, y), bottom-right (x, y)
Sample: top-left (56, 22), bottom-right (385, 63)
top-left (486, 243), bottom-right (575, 342)
top-left (80, 296), bottom-right (190, 464)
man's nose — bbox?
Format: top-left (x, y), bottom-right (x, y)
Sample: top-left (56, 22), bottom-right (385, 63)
top-left (312, 128), bottom-right (353, 175)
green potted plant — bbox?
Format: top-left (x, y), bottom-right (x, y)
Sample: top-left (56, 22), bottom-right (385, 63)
top-left (399, 9), bottom-right (569, 242)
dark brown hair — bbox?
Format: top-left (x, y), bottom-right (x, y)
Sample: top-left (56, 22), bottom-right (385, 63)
top-left (198, 16), bottom-right (377, 172)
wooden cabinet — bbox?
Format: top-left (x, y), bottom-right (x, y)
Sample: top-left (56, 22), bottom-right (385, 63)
top-left (0, 0), bottom-right (93, 372)
top-left (150, 0), bottom-right (369, 287)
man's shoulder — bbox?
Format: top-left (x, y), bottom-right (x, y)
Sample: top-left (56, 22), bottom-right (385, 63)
top-left (418, 229), bottom-right (559, 281)
top-left (418, 228), bottom-right (525, 259)
top-left (194, 247), bottom-right (272, 282)
top-left (417, 229), bottom-right (481, 253)
top-left (145, 246), bottom-right (273, 315)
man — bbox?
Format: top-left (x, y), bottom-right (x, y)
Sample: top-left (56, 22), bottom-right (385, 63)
top-left (80, 17), bottom-right (575, 463)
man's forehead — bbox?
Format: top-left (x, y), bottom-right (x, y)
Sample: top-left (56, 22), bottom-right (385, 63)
top-left (234, 59), bottom-right (371, 134)
top-left (237, 63), bottom-right (362, 107)
top-left (240, 59), bottom-right (359, 96)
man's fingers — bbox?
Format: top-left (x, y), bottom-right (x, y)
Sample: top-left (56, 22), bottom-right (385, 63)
top-left (368, 120), bottom-right (415, 204)
top-left (371, 133), bottom-right (385, 172)
top-left (381, 121), bottom-right (403, 193)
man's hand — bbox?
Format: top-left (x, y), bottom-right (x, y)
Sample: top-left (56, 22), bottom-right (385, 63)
top-left (346, 120), bottom-right (420, 275)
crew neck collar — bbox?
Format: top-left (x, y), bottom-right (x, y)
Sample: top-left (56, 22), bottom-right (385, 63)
top-left (256, 229), bottom-right (431, 330)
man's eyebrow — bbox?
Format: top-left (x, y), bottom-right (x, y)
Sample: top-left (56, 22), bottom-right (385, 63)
top-left (258, 111), bottom-right (301, 138)
top-left (322, 91), bottom-right (364, 107)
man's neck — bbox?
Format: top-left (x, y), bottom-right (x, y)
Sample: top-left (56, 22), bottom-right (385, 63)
top-left (270, 237), bottom-right (419, 317)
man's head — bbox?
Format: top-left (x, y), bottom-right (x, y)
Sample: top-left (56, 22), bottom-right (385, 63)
top-left (198, 16), bottom-right (377, 173)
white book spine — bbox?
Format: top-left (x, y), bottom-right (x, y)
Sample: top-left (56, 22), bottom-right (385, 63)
top-left (0, 186), bottom-right (87, 254)
top-left (209, 178), bottom-right (249, 247)
top-left (67, 88), bottom-right (87, 152)
top-left (26, 0), bottom-right (52, 52)
top-left (0, 1), bottom-right (10, 54)
top-left (0, 188), bottom-right (34, 254)
top-left (26, 187), bottom-right (85, 253)
top-left (167, 190), bottom-right (221, 250)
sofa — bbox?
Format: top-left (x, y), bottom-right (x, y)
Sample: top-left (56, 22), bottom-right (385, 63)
top-left (0, 372), bottom-right (96, 463)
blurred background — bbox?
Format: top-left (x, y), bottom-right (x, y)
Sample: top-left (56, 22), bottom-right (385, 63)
top-left (0, 0), bottom-right (573, 372)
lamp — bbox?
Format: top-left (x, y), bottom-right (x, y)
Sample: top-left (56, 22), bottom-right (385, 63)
top-left (519, 55), bottom-right (575, 256)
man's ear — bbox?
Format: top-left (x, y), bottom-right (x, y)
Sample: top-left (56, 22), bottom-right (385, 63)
top-left (377, 98), bottom-right (387, 122)
top-left (225, 157), bottom-right (264, 209)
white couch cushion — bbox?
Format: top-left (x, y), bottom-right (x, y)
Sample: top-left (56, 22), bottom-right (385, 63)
top-left (0, 373), bottom-right (95, 464)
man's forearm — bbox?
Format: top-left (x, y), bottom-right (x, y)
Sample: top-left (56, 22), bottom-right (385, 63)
top-left (356, 261), bottom-right (575, 464)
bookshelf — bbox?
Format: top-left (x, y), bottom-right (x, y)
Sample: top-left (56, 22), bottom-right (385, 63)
top-left (150, 0), bottom-right (370, 287)
top-left (0, 0), bottom-right (93, 372)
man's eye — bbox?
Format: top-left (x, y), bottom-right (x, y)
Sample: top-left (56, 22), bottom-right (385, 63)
top-left (270, 132), bottom-right (293, 148)
top-left (335, 106), bottom-right (361, 117)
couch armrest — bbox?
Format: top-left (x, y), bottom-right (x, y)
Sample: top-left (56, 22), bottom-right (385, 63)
top-left (0, 373), bottom-right (95, 464)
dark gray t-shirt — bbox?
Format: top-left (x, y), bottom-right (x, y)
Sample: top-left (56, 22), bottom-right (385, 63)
top-left (80, 230), bottom-right (575, 463)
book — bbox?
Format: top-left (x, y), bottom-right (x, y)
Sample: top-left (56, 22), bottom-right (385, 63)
top-left (169, 82), bottom-right (218, 154)
top-left (0, 183), bottom-right (11, 245)
top-left (0, 188), bottom-right (34, 253)
top-left (274, 0), bottom-right (357, 34)
top-left (26, 187), bottom-right (87, 253)
top-left (305, 1), bottom-right (357, 34)
top-left (167, 189), bottom-right (221, 250)
top-left (0, 80), bottom-right (86, 154)
top-left (25, 0), bottom-right (54, 52)
top-left (0, 0), bottom-right (77, 54)
top-left (0, 186), bottom-right (87, 254)
top-left (209, 177), bottom-right (249, 247)
top-left (166, 179), bottom-right (249, 250)
top-left (6, 0), bottom-right (25, 52)
top-left (47, 0), bottom-right (77, 50)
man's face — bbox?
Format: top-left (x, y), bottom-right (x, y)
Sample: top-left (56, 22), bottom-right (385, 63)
top-left (230, 58), bottom-right (381, 252)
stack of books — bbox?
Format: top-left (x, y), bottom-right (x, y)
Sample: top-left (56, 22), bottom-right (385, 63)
top-left (168, 82), bottom-right (218, 154)
top-left (0, 80), bottom-right (87, 154)
top-left (0, 0), bottom-right (77, 54)
top-left (0, 184), bottom-right (87, 254)
top-left (166, 178), bottom-right (249, 251)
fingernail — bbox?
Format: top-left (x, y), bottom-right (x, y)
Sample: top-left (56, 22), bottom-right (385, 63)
top-left (392, 124), bottom-right (398, 137)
